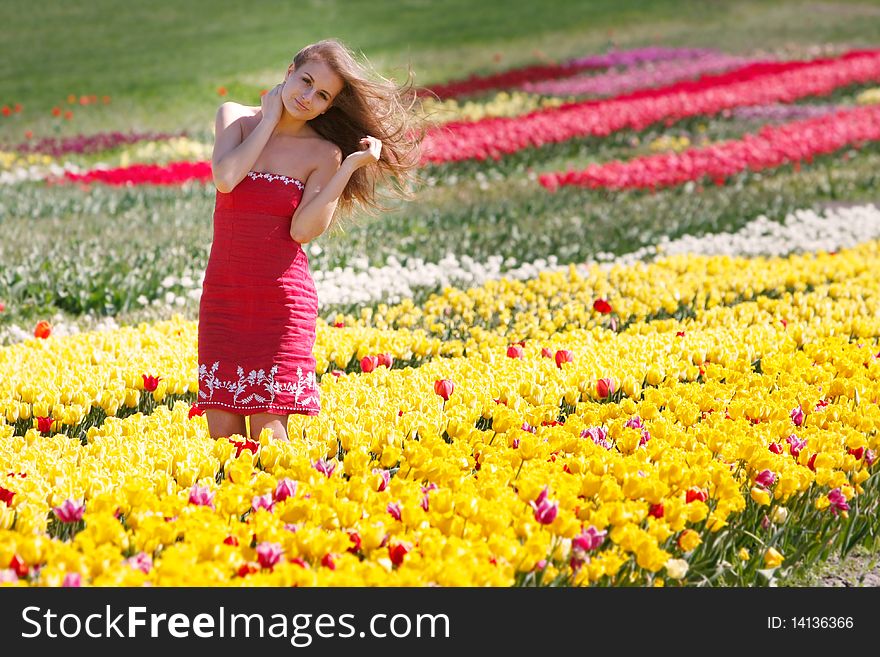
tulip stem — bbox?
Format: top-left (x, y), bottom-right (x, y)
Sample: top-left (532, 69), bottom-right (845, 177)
top-left (514, 460), bottom-right (524, 481)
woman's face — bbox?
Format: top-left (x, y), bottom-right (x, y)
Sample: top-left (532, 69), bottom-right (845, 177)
top-left (282, 59), bottom-right (344, 120)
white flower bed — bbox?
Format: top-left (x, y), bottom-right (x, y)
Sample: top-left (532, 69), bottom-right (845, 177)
top-left (313, 203), bottom-right (880, 304)
top-left (3, 203), bottom-right (880, 345)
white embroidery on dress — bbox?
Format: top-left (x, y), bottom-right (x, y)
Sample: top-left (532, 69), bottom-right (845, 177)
top-left (247, 170), bottom-right (305, 190)
top-left (198, 361), bottom-right (319, 408)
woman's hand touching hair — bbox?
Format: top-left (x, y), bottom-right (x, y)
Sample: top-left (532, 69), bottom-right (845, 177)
top-left (259, 84), bottom-right (284, 127)
top-left (343, 135), bottom-right (382, 170)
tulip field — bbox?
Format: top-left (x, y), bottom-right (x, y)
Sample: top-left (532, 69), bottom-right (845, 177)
top-left (3, 7), bottom-right (880, 588)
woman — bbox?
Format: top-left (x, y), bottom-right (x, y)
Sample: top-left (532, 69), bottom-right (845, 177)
top-left (197, 38), bottom-right (422, 441)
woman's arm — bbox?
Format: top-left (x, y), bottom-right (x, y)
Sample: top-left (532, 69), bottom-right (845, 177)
top-left (290, 136), bottom-right (381, 243)
top-left (211, 86), bottom-right (283, 193)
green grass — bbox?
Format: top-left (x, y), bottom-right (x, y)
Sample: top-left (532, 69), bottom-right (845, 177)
top-left (3, 0), bottom-right (880, 142)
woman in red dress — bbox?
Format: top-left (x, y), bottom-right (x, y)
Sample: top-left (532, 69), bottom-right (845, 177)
top-left (198, 39), bottom-right (422, 441)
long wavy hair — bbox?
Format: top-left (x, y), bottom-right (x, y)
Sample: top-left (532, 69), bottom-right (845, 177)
top-left (292, 39), bottom-right (426, 227)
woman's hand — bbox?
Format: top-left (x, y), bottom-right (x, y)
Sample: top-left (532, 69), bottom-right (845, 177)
top-left (344, 136), bottom-right (382, 170)
top-left (259, 84), bottom-right (284, 126)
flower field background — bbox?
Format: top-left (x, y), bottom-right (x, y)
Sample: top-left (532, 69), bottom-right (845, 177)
top-left (2, 0), bottom-right (880, 587)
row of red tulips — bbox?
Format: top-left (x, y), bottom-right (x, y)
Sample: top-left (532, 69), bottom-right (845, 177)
top-left (539, 103), bottom-right (880, 191)
top-left (59, 48), bottom-right (880, 187)
top-left (420, 48), bottom-right (880, 163)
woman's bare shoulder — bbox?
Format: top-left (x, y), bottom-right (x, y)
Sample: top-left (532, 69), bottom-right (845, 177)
top-left (216, 102), bottom-right (260, 126)
top-left (218, 101), bottom-right (258, 114)
top-left (313, 136), bottom-right (343, 165)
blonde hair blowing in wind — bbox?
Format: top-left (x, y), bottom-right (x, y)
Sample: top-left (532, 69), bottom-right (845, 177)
top-left (292, 39), bottom-right (426, 226)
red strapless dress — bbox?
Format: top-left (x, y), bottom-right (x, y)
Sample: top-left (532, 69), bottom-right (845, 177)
top-left (197, 170), bottom-right (321, 415)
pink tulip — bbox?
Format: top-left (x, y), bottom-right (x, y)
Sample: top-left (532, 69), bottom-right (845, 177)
top-left (827, 488), bottom-right (850, 515)
top-left (274, 478), bottom-right (298, 502)
top-left (507, 344), bottom-right (524, 359)
top-left (256, 542), bottom-right (283, 569)
top-left (755, 469), bottom-right (776, 487)
top-left (125, 552), bottom-right (153, 574)
top-left (188, 485), bottom-right (215, 509)
top-left (377, 353), bottom-right (394, 368)
top-left (61, 573), bottom-right (82, 587)
top-left (387, 502), bottom-right (402, 521)
top-left (572, 526), bottom-right (607, 554)
top-left (251, 493), bottom-right (274, 513)
top-left (790, 406), bottom-right (805, 426)
top-left (529, 487), bottom-right (559, 525)
top-left (313, 459), bottom-right (336, 478)
top-left (786, 434), bottom-right (807, 458)
top-left (581, 426), bottom-right (612, 450)
top-left (541, 347), bottom-right (553, 358)
top-left (53, 499), bottom-right (84, 523)
top-left (373, 468), bottom-right (391, 492)
top-left (360, 356), bottom-right (379, 373)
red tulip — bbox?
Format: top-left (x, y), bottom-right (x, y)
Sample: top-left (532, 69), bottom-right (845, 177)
top-left (34, 320), bottom-right (51, 339)
top-left (0, 486), bottom-right (15, 506)
top-left (507, 344), bottom-right (524, 359)
top-left (237, 562), bottom-right (259, 577)
top-left (685, 487), bottom-right (708, 503)
top-left (377, 353), bottom-right (394, 368)
top-left (36, 416), bottom-right (54, 433)
top-left (541, 347), bottom-right (553, 358)
top-left (554, 350), bottom-right (573, 368)
top-left (596, 377), bottom-right (618, 398)
top-left (142, 374), bottom-right (161, 392)
top-left (434, 379), bottom-right (454, 400)
top-left (360, 355), bottom-right (379, 373)
top-left (9, 554), bottom-right (28, 578)
top-left (593, 299), bottom-right (613, 314)
top-left (389, 542), bottom-right (411, 566)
